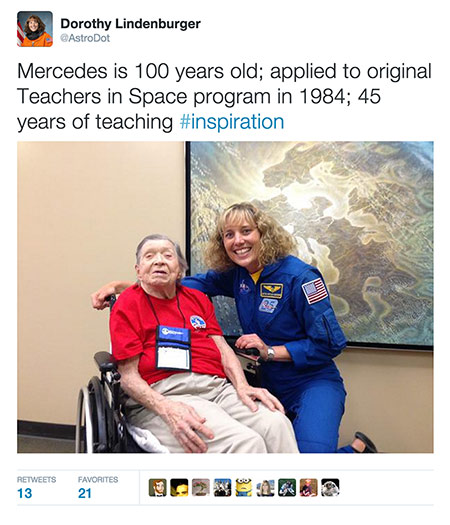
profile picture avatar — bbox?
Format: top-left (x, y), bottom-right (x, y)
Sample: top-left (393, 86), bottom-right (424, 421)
top-left (18, 11), bottom-right (53, 47)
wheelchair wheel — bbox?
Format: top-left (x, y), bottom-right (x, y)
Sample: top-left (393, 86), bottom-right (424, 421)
top-left (89, 376), bottom-right (109, 452)
top-left (75, 386), bottom-right (93, 453)
top-left (75, 377), bottom-right (111, 453)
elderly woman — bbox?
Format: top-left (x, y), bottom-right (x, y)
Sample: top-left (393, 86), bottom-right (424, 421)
top-left (93, 205), bottom-right (377, 453)
top-left (109, 233), bottom-right (298, 453)
top-left (21, 15), bottom-right (53, 47)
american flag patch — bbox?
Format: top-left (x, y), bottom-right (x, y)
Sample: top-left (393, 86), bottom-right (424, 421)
top-left (302, 278), bottom-right (328, 304)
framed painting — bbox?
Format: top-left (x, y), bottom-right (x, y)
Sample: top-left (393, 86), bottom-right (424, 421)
top-left (186, 141), bottom-right (433, 350)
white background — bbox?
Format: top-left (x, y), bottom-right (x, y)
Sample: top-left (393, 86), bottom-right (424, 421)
top-left (3, 0), bottom-right (447, 522)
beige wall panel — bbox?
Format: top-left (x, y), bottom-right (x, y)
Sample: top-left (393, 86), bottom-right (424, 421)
top-left (18, 142), bottom-right (185, 426)
top-left (337, 349), bottom-right (432, 452)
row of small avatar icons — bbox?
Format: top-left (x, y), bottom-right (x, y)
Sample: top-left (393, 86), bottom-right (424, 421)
top-left (149, 478), bottom-right (340, 497)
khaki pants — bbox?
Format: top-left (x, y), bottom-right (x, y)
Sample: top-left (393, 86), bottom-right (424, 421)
top-left (124, 373), bottom-right (299, 453)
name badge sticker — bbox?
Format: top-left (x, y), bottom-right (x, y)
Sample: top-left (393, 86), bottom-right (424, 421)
top-left (156, 325), bottom-right (192, 371)
top-left (156, 344), bottom-right (191, 371)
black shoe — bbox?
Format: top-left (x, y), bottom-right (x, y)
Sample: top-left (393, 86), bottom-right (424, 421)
top-left (353, 431), bottom-right (378, 453)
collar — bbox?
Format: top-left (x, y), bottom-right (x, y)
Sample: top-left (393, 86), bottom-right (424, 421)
top-left (240, 257), bottom-right (287, 280)
top-left (27, 30), bottom-right (44, 41)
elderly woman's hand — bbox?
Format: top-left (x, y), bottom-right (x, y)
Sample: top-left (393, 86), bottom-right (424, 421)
top-left (118, 356), bottom-right (214, 453)
top-left (158, 399), bottom-right (215, 453)
top-left (235, 385), bottom-right (285, 414)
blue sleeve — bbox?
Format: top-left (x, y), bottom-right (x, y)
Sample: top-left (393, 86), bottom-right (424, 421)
top-left (284, 272), bottom-right (347, 369)
top-left (182, 269), bottom-right (236, 298)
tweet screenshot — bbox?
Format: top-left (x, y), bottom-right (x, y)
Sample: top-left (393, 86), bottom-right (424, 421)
top-left (6, 0), bottom-right (447, 521)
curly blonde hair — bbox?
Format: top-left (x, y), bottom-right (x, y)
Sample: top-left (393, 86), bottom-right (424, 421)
top-left (205, 202), bottom-right (298, 272)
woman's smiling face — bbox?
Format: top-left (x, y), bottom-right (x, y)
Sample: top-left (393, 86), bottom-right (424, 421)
top-left (222, 219), bottom-right (262, 273)
top-left (28, 18), bottom-right (39, 31)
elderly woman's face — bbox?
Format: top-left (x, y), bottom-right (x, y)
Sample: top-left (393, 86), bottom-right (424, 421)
top-left (28, 18), bottom-right (39, 31)
top-left (222, 218), bottom-right (262, 273)
top-left (135, 239), bottom-right (181, 294)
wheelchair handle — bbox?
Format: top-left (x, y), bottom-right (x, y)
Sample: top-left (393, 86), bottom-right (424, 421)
top-left (239, 348), bottom-right (260, 356)
top-left (105, 294), bottom-right (117, 310)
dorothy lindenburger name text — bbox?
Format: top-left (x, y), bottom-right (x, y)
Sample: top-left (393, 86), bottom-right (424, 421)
top-left (61, 18), bottom-right (201, 31)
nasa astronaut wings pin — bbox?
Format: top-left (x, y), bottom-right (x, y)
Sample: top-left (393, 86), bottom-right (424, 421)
top-left (302, 278), bottom-right (328, 305)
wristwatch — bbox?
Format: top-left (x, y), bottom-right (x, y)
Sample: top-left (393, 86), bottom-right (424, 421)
top-left (266, 346), bottom-right (275, 361)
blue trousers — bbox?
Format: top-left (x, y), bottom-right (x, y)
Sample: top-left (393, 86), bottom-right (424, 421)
top-left (291, 382), bottom-right (354, 453)
top-left (267, 377), bottom-right (354, 453)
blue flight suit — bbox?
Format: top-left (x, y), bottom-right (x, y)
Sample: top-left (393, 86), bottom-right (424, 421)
top-left (183, 255), bottom-right (354, 453)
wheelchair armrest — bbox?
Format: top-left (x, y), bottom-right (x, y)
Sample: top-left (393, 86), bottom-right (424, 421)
top-left (94, 351), bottom-right (118, 373)
top-left (235, 348), bottom-right (260, 357)
top-left (225, 336), bottom-right (260, 358)
top-left (226, 337), bottom-right (261, 361)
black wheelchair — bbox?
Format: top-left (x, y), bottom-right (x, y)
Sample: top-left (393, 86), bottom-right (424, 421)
top-left (75, 296), bottom-right (261, 454)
